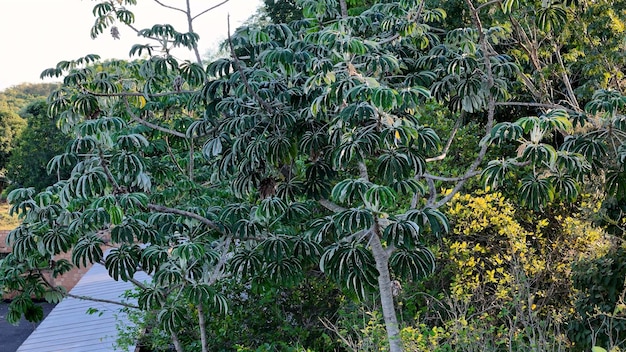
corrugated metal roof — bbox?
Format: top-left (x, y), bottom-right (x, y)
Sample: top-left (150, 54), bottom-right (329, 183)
top-left (17, 263), bottom-right (150, 352)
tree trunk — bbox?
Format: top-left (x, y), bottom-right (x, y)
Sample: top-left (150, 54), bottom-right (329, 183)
top-left (198, 303), bottom-right (208, 352)
top-left (339, 0), bottom-right (348, 18)
top-left (171, 330), bottom-right (184, 352)
top-left (370, 230), bottom-right (403, 352)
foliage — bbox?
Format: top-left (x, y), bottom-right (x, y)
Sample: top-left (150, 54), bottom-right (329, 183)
top-left (569, 247), bottom-right (626, 350)
top-left (5, 100), bottom-right (72, 192)
top-left (1, 0), bottom-right (625, 350)
top-left (402, 190), bottom-right (614, 351)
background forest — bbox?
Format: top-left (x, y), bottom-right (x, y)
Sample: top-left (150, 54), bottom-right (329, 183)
top-left (1, 0), bottom-right (626, 351)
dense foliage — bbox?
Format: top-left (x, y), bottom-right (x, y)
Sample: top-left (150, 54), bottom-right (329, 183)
top-left (1, 0), bottom-right (626, 351)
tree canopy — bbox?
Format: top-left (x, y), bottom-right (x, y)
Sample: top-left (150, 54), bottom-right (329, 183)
top-left (1, 0), bottom-right (626, 351)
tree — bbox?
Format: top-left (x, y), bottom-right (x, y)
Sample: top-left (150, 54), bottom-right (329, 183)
top-left (0, 0), bottom-right (622, 351)
top-left (5, 100), bottom-right (72, 191)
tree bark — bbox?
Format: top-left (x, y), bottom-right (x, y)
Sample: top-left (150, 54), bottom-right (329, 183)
top-left (339, 0), bottom-right (348, 18)
top-left (171, 330), bottom-right (184, 352)
top-left (198, 303), bottom-right (208, 352)
top-left (370, 228), bottom-right (403, 352)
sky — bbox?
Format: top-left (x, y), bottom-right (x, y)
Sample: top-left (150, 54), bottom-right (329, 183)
top-left (0, 0), bottom-right (262, 91)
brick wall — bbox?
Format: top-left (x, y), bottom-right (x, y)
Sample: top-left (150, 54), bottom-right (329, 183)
top-left (0, 230), bottom-right (10, 254)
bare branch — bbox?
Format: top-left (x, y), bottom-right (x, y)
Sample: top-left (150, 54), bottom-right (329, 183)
top-left (152, 0), bottom-right (186, 14)
top-left (123, 97), bottom-right (187, 138)
top-left (147, 203), bottom-right (219, 230)
top-left (318, 199), bottom-right (346, 213)
top-left (192, 0), bottom-right (231, 21)
top-left (495, 101), bottom-right (575, 112)
top-left (426, 112), bottom-right (463, 163)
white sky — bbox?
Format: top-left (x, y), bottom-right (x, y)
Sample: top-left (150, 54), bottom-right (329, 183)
top-left (0, 0), bottom-right (262, 90)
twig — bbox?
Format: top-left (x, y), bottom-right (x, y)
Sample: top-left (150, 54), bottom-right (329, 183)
top-left (227, 15), bottom-right (275, 115)
top-left (123, 97), bottom-right (187, 138)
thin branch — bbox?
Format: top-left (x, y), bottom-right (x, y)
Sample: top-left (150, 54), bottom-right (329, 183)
top-left (192, 0), bottom-right (231, 21)
top-left (318, 199), bottom-right (346, 213)
top-left (227, 15), bottom-right (275, 115)
top-left (425, 112), bottom-right (463, 163)
top-left (495, 101), bottom-right (573, 111)
top-left (39, 271), bottom-right (139, 309)
top-left (123, 97), bottom-right (187, 138)
top-left (208, 236), bottom-right (232, 285)
top-left (164, 135), bottom-right (187, 175)
top-left (147, 203), bottom-right (219, 230)
top-left (152, 0), bottom-right (186, 14)
top-left (358, 162), bottom-right (369, 181)
top-left (64, 292), bottom-right (139, 309)
top-left (554, 42), bottom-right (581, 111)
top-left (87, 90), bottom-right (196, 98)
top-left (422, 171), bottom-right (480, 182)
top-left (475, 0), bottom-right (502, 12)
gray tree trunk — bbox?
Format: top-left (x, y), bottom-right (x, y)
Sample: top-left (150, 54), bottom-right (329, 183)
top-left (370, 230), bottom-right (404, 352)
top-left (340, 0), bottom-right (348, 18)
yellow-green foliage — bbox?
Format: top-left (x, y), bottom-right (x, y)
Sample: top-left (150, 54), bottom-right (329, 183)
top-left (401, 190), bottom-right (613, 350)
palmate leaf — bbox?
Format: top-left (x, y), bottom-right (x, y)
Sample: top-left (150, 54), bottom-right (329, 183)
top-left (561, 135), bottom-right (608, 172)
top-left (607, 171), bottom-right (626, 201)
top-left (518, 174), bottom-right (555, 211)
top-left (292, 236), bottom-right (322, 264)
top-left (389, 246), bottom-right (435, 281)
top-left (7, 188), bottom-right (36, 217)
top-left (364, 185), bottom-right (397, 211)
top-left (104, 244), bottom-right (141, 281)
top-left (7, 227), bottom-right (37, 259)
top-left (521, 143), bottom-right (557, 165)
top-left (382, 218), bottom-right (421, 248)
top-left (332, 178), bottom-right (372, 205)
top-left (391, 178), bottom-right (427, 196)
top-left (307, 216), bottom-right (338, 243)
top-left (74, 168), bottom-right (108, 199)
top-left (140, 245), bottom-right (169, 275)
top-left (255, 197), bottom-right (288, 221)
top-left (157, 304), bottom-right (187, 334)
top-left (536, 4), bottom-right (567, 32)
top-left (266, 257), bottom-right (303, 286)
top-left (334, 208), bottom-right (375, 233)
top-left (261, 234), bottom-right (292, 261)
top-left (585, 89), bottom-right (626, 116)
top-left (230, 249), bottom-right (263, 279)
top-left (404, 207), bottom-right (449, 236)
top-left (138, 285), bottom-right (166, 310)
top-left (41, 228), bottom-right (73, 255)
top-left (481, 159), bottom-right (512, 190)
top-left (153, 261), bottom-right (184, 287)
top-left (72, 234), bottom-right (104, 268)
top-left (377, 151), bottom-right (412, 183)
top-left (555, 151), bottom-right (590, 179)
top-left (489, 122), bottom-right (523, 144)
top-left (548, 173), bottom-right (579, 202)
top-left (320, 242), bottom-right (378, 299)
top-left (111, 219), bottom-right (146, 244)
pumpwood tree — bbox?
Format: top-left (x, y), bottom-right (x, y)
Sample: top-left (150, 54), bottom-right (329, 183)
top-left (1, 0), bottom-right (620, 351)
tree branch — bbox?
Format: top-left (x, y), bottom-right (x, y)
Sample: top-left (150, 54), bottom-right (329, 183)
top-left (152, 0), bottom-right (186, 14)
top-left (147, 203), bottom-right (219, 230)
top-left (425, 112), bottom-right (463, 163)
top-left (227, 16), bottom-right (275, 115)
top-left (123, 98), bottom-right (187, 138)
top-left (192, 0), bottom-right (231, 21)
top-left (318, 199), bottom-right (346, 213)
